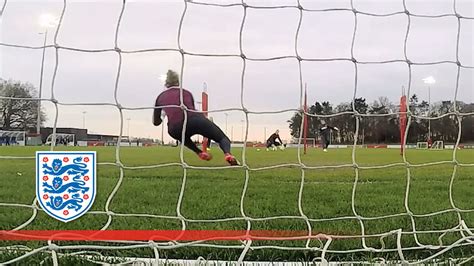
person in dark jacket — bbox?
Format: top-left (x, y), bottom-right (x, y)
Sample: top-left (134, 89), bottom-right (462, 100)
top-left (266, 130), bottom-right (283, 151)
top-left (319, 120), bottom-right (339, 152)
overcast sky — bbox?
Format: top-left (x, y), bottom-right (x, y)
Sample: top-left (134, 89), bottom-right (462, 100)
top-left (1, 0), bottom-right (473, 142)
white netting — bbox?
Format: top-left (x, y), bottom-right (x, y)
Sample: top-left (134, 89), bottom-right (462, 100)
top-left (0, 0), bottom-right (473, 264)
top-left (292, 137), bottom-right (315, 147)
top-left (431, 140), bottom-right (445, 150)
top-left (45, 133), bottom-right (75, 146)
top-left (416, 141), bottom-right (428, 149)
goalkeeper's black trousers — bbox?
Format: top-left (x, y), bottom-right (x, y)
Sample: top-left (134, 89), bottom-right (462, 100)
top-left (266, 140), bottom-right (281, 148)
top-left (168, 114), bottom-right (231, 155)
top-left (321, 136), bottom-right (330, 149)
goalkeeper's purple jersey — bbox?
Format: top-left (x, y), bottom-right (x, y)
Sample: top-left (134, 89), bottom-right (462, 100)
top-left (155, 87), bottom-right (200, 127)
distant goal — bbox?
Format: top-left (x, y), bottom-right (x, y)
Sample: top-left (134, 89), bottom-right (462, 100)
top-left (0, 130), bottom-right (26, 146)
top-left (416, 142), bottom-right (428, 149)
top-left (431, 140), bottom-right (444, 150)
top-left (290, 137), bottom-right (316, 148)
top-left (45, 133), bottom-right (75, 146)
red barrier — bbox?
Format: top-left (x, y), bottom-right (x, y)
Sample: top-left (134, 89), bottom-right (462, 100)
top-left (366, 144), bottom-right (388, 148)
top-left (87, 141), bottom-right (105, 146)
top-left (1, 230), bottom-right (320, 241)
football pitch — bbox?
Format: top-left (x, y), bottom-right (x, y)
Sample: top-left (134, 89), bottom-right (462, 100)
top-left (0, 146), bottom-right (473, 263)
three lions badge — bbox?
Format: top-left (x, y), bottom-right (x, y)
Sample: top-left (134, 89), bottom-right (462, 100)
top-left (36, 151), bottom-right (96, 222)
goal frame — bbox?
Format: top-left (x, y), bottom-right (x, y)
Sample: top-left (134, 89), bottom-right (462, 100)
top-left (416, 141), bottom-right (428, 149)
top-left (45, 133), bottom-right (75, 146)
top-left (431, 140), bottom-right (444, 150)
top-left (292, 137), bottom-right (316, 148)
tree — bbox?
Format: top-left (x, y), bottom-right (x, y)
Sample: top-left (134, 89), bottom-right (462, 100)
top-left (288, 98), bottom-right (366, 144)
top-left (288, 96), bottom-right (472, 144)
top-left (288, 101), bottom-right (334, 141)
top-left (365, 97), bottom-right (399, 144)
top-left (332, 102), bottom-right (353, 143)
top-left (459, 103), bottom-right (474, 143)
top-left (0, 79), bottom-right (46, 130)
top-left (430, 101), bottom-right (458, 143)
top-left (406, 94), bottom-right (429, 142)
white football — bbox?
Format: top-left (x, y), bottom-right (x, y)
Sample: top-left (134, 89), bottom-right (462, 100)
top-left (256, 148), bottom-right (260, 151)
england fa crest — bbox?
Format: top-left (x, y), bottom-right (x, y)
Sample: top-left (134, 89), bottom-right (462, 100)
top-left (36, 151), bottom-right (96, 222)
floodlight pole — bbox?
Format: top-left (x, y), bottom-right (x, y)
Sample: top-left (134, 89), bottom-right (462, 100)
top-left (126, 118), bottom-right (131, 141)
top-left (240, 120), bottom-right (245, 142)
top-left (37, 30), bottom-right (48, 134)
top-left (428, 86), bottom-right (431, 141)
top-left (224, 113), bottom-right (228, 135)
top-left (161, 120), bottom-right (165, 145)
top-left (82, 111), bottom-right (87, 129)
top-left (264, 127), bottom-right (266, 143)
top-left (303, 84), bottom-right (308, 155)
top-left (422, 76), bottom-right (435, 142)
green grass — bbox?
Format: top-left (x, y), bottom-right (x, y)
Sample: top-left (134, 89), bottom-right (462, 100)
top-left (0, 146), bottom-right (473, 264)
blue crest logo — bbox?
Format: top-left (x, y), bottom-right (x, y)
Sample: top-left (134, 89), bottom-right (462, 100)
top-left (36, 151), bottom-right (96, 223)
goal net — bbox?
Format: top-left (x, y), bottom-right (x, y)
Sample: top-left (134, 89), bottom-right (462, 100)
top-left (291, 137), bottom-right (316, 148)
top-left (416, 141), bottom-right (428, 149)
top-left (431, 140), bottom-right (444, 150)
top-left (45, 133), bottom-right (75, 146)
top-left (0, 0), bottom-right (473, 265)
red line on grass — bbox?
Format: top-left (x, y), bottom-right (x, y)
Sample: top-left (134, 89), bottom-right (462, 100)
top-left (0, 230), bottom-right (325, 241)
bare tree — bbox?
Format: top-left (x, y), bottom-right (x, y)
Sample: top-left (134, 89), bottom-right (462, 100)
top-left (0, 79), bottom-right (46, 130)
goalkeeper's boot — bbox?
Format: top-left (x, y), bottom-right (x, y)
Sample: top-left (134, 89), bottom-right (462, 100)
top-left (199, 152), bottom-right (212, 161)
top-left (224, 153), bottom-right (239, 166)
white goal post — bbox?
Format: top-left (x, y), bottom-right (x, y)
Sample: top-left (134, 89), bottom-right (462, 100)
top-left (0, 130), bottom-right (26, 146)
top-left (290, 137), bottom-right (316, 148)
top-left (431, 140), bottom-right (444, 150)
top-left (416, 142), bottom-right (428, 149)
top-left (45, 133), bottom-right (75, 146)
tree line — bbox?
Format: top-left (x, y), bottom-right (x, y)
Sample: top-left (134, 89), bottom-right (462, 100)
top-left (0, 79), bottom-right (45, 131)
top-left (1, 78), bottom-right (472, 144)
top-left (288, 96), bottom-right (474, 144)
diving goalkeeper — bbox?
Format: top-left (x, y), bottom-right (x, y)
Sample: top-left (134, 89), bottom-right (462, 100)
top-left (153, 70), bottom-right (239, 166)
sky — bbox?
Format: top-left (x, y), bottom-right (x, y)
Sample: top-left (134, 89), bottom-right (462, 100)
top-left (0, 0), bottom-right (472, 143)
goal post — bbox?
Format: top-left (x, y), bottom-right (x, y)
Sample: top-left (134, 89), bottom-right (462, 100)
top-left (417, 141), bottom-right (428, 149)
top-left (399, 92), bottom-right (407, 155)
top-left (201, 83), bottom-right (209, 152)
top-left (45, 133), bottom-right (75, 146)
top-left (291, 137), bottom-right (316, 148)
top-left (431, 140), bottom-right (444, 150)
top-left (303, 85), bottom-right (308, 155)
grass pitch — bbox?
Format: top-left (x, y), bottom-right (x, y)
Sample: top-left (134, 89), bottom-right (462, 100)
top-left (0, 146), bottom-right (473, 263)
